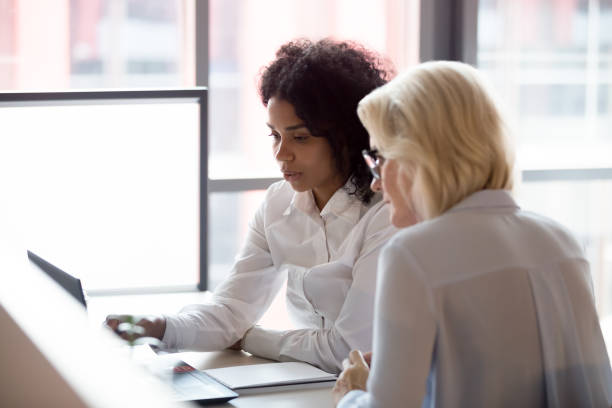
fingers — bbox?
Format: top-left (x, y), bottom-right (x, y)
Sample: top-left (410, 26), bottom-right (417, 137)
top-left (104, 314), bottom-right (132, 331)
top-left (104, 314), bottom-right (148, 339)
top-left (342, 350), bottom-right (366, 371)
top-left (348, 350), bottom-right (368, 367)
top-left (342, 357), bottom-right (351, 370)
top-left (363, 351), bottom-right (373, 366)
top-left (335, 351), bottom-right (370, 400)
top-left (103, 315), bottom-right (166, 341)
top-left (118, 322), bottom-right (145, 335)
top-left (105, 318), bottom-right (119, 331)
top-left (104, 315), bottom-right (124, 332)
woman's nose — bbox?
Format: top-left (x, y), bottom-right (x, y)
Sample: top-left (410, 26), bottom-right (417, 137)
top-left (370, 177), bottom-right (382, 192)
top-left (275, 139), bottom-right (293, 162)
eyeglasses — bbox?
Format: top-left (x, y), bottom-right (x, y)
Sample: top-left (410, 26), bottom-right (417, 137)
top-left (362, 149), bottom-right (385, 180)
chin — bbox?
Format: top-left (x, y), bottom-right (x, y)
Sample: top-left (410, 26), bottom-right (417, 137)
top-left (286, 180), bottom-right (309, 192)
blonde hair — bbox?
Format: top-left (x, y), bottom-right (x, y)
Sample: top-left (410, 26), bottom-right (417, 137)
top-left (357, 61), bottom-right (514, 220)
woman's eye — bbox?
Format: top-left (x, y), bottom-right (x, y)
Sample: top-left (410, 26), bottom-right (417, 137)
top-left (269, 133), bottom-right (280, 141)
top-left (294, 135), bottom-right (309, 142)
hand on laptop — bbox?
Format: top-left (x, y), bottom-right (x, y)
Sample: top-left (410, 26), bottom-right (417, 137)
top-left (105, 314), bottom-right (166, 341)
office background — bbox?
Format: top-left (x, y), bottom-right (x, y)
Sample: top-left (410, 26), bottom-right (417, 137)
top-left (1, 0), bottom-right (611, 341)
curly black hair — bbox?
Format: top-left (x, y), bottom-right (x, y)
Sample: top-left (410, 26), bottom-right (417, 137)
top-left (258, 38), bottom-right (394, 204)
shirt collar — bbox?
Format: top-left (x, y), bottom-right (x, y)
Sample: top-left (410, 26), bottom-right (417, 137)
top-left (447, 189), bottom-right (519, 214)
top-left (283, 180), bottom-right (362, 224)
top-left (284, 189), bottom-right (317, 216)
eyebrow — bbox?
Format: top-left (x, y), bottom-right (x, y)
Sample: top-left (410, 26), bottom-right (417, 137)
top-left (266, 123), bottom-right (308, 131)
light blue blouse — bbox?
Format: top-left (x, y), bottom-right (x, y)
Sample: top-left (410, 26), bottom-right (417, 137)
top-left (340, 190), bottom-right (612, 407)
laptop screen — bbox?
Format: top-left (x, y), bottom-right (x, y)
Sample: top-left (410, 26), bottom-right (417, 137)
top-left (27, 250), bottom-right (87, 309)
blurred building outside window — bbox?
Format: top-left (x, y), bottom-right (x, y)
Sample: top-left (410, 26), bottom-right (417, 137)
top-left (477, 0), bottom-right (612, 338)
top-left (3, 0), bottom-right (612, 347)
top-left (0, 0), bottom-right (421, 294)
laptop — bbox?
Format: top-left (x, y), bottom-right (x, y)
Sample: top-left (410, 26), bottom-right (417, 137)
top-left (26, 250), bottom-right (238, 405)
top-left (27, 250), bottom-right (88, 308)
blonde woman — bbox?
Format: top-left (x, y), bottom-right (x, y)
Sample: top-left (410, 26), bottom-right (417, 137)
top-left (333, 61), bottom-right (612, 407)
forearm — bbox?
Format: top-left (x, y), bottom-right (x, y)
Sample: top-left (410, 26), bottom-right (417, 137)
top-left (242, 325), bottom-right (353, 373)
top-left (162, 268), bottom-right (283, 350)
top-left (162, 299), bottom-right (252, 350)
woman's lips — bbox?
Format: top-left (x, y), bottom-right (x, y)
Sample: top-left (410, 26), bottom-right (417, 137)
top-left (282, 171), bottom-right (302, 182)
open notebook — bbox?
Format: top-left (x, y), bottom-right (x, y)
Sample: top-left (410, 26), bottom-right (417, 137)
top-left (204, 362), bottom-right (337, 391)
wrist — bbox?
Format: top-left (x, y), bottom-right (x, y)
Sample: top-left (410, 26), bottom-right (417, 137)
top-left (153, 316), bottom-right (166, 340)
top-left (241, 326), bottom-right (255, 348)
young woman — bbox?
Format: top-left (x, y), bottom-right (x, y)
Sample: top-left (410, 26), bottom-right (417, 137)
top-left (107, 39), bottom-right (397, 373)
top-left (333, 61), bottom-right (612, 406)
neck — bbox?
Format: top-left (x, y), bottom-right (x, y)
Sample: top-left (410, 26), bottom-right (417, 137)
top-left (312, 176), bottom-right (348, 211)
top-left (313, 190), bottom-right (332, 211)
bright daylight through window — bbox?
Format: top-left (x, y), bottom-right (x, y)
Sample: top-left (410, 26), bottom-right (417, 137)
top-left (477, 0), bottom-right (612, 330)
top-left (0, 0), bottom-right (420, 291)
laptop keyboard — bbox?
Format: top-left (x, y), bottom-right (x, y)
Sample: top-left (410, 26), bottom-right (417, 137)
top-left (170, 363), bottom-right (237, 402)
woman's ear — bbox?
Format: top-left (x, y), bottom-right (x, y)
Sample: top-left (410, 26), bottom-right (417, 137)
top-left (399, 162), bottom-right (422, 225)
top-left (397, 162), bottom-right (415, 201)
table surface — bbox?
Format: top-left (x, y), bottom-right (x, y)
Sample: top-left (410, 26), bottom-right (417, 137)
top-left (180, 350), bottom-right (334, 407)
top-left (87, 293), bottom-right (335, 408)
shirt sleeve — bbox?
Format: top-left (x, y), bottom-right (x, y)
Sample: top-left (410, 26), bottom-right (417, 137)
top-left (337, 390), bottom-right (370, 408)
top-left (342, 240), bottom-right (437, 407)
top-left (241, 203), bottom-right (397, 373)
top-left (162, 187), bottom-right (286, 350)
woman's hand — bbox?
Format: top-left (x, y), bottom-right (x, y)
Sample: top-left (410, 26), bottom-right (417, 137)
top-left (104, 314), bottom-right (166, 341)
top-left (362, 351), bottom-right (372, 366)
top-left (332, 350), bottom-right (371, 406)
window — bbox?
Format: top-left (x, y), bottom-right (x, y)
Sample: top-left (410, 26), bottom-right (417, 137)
top-left (1, 0), bottom-right (420, 291)
top-left (0, 0), bottom-right (194, 90)
top-left (0, 91), bottom-right (204, 291)
top-left (477, 0), bottom-right (612, 327)
top-left (207, 0), bottom-right (420, 288)
top-left (0, 0), bottom-right (199, 292)
top-left (478, 0), bottom-right (612, 170)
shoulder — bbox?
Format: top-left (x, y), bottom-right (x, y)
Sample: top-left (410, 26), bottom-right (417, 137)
top-left (378, 229), bottom-right (431, 294)
top-left (248, 180), bottom-right (293, 227)
top-left (382, 206), bottom-right (586, 279)
top-left (349, 198), bottom-right (398, 261)
top-left (358, 195), bottom-right (395, 234)
top-left (515, 209), bottom-right (584, 255)
top-left (385, 216), bottom-right (445, 250)
top-left (261, 180), bottom-right (294, 209)
top-left (265, 180), bottom-right (293, 199)
top-left (519, 209), bottom-right (575, 237)
top-left (348, 199), bottom-right (398, 254)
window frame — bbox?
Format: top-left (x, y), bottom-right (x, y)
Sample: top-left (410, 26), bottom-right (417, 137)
top-left (0, 88), bottom-right (209, 294)
top-left (420, 0), bottom-right (612, 182)
top-left (4, 1), bottom-right (611, 294)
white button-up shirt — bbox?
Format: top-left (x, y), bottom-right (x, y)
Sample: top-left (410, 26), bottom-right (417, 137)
top-left (340, 190), bottom-right (612, 407)
top-left (162, 180), bottom-right (397, 373)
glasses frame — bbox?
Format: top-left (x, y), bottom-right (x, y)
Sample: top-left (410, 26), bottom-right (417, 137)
top-left (362, 148), bottom-right (385, 180)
